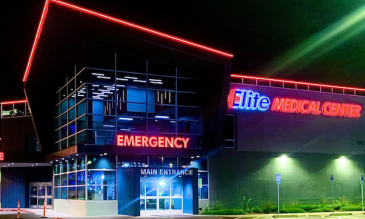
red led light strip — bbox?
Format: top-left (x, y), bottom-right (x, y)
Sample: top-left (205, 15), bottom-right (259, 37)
top-left (231, 74), bottom-right (365, 92)
top-left (23, 0), bottom-right (50, 82)
top-left (0, 100), bottom-right (27, 105)
top-left (22, 0), bottom-right (233, 82)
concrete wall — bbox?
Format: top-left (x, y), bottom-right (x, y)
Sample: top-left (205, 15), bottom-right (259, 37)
top-left (54, 200), bottom-right (118, 216)
top-left (209, 151), bottom-right (365, 208)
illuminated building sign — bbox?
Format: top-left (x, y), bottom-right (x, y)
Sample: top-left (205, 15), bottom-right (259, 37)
top-left (0, 152), bottom-right (3, 161)
top-left (140, 168), bottom-right (194, 176)
top-left (228, 89), bottom-right (362, 118)
top-left (117, 135), bottom-right (189, 148)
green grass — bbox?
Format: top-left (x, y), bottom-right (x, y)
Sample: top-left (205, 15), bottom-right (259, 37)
top-left (200, 209), bottom-right (247, 215)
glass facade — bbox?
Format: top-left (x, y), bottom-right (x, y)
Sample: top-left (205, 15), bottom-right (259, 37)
top-left (54, 50), bottom-right (205, 150)
top-left (53, 155), bottom-right (208, 200)
top-left (1, 102), bottom-right (30, 118)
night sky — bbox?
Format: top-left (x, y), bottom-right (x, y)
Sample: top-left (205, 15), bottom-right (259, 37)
top-left (2, 0), bottom-right (365, 102)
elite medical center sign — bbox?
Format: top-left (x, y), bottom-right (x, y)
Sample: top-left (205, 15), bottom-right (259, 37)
top-left (228, 88), bottom-right (362, 118)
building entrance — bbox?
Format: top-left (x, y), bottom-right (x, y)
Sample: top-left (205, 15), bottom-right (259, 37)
top-left (140, 177), bottom-right (183, 215)
top-left (29, 182), bottom-right (52, 208)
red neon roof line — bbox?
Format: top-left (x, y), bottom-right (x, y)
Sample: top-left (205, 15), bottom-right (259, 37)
top-left (23, 0), bottom-right (50, 82)
top-left (1, 100), bottom-right (28, 105)
top-left (231, 74), bottom-right (365, 92)
top-left (50, 0), bottom-right (233, 58)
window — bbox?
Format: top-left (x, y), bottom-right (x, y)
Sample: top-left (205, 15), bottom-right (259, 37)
top-left (25, 135), bottom-right (40, 152)
top-left (224, 114), bottom-right (236, 149)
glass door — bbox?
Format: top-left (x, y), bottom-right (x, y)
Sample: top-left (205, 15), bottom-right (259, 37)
top-left (140, 177), bottom-right (183, 215)
top-left (29, 182), bottom-right (52, 208)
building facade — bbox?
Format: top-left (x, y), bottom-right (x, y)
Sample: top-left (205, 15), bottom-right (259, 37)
top-left (1, 0), bottom-right (365, 217)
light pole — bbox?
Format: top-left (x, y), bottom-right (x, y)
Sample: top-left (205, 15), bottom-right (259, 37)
top-left (276, 174), bottom-right (281, 215)
top-left (330, 175), bottom-right (334, 213)
top-left (361, 175), bottom-right (364, 214)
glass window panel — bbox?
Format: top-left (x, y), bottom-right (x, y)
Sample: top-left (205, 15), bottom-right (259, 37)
top-left (88, 130), bottom-right (116, 145)
top-left (77, 101), bottom-right (86, 117)
top-left (177, 78), bottom-right (204, 93)
top-left (87, 156), bottom-right (116, 170)
top-left (69, 96), bottom-right (76, 109)
top-left (148, 60), bottom-right (175, 76)
top-left (76, 70), bottom-right (86, 88)
top-left (61, 100), bottom-right (67, 113)
top-left (77, 171), bottom-right (86, 185)
top-left (177, 107), bottom-right (203, 121)
top-left (77, 116), bottom-right (86, 131)
top-left (68, 135), bottom-right (75, 147)
top-left (117, 102), bottom-right (148, 117)
top-left (29, 197), bottom-right (37, 205)
top-left (177, 93), bottom-right (204, 106)
top-left (77, 131), bottom-right (86, 145)
top-left (177, 67), bottom-right (202, 79)
top-left (77, 186), bottom-right (86, 200)
top-left (54, 165), bottom-right (59, 174)
top-left (154, 90), bottom-right (175, 105)
top-left (117, 52), bottom-right (146, 73)
top-left (61, 139), bottom-right (67, 149)
top-left (68, 187), bottom-right (76, 200)
top-left (178, 134), bottom-right (203, 149)
top-left (47, 186), bottom-right (52, 196)
top-left (199, 172), bottom-right (208, 184)
top-left (89, 71), bottom-right (115, 84)
top-left (54, 175), bottom-right (60, 186)
top-left (90, 84), bottom-right (115, 101)
top-left (146, 181), bottom-right (157, 196)
top-left (77, 156), bottom-right (86, 170)
top-left (89, 100), bottom-right (115, 115)
top-left (171, 179), bottom-right (182, 197)
top-left (1, 104), bottom-right (13, 118)
top-left (61, 187), bottom-right (67, 199)
top-left (116, 72), bottom-right (147, 88)
top-left (148, 119), bottom-right (176, 133)
top-left (146, 199), bottom-right (157, 210)
top-left (87, 186), bottom-right (96, 200)
top-left (68, 108), bottom-right (76, 121)
top-left (61, 174), bottom-right (67, 186)
top-left (54, 188), bottom-right (60, 199)
top-left (47, 198), bottom-right (52, 205)
top-left (56, 92), bottom-right (60, 104)
top-left (147, 105), bottom-right (176, 119)
top-left (162, 157), bottom-right (177, 168)
top-left (30, 186), bottom-right (37, 196)
top-left (68, 79), bottom-right (75, 94)
top-left (118, 156), bottom-right (147, 168)
top-left (177, 121), bottom-right (203, 134)
top-left (159, 198), bottom-right (170, 210)
top-left (55, 130), bottom-right (60, 142)
top-left (199, 185), bottom-right (208, 199)
top-left (117, 117), bottom-right (146, 132)
top-left (69, 159), bottom-right (77, 171)
top-left (61, 114), bottom-right (67, 127)
top-left (68, 122), bottom-right (76, 135)
top-left (140, 182), bottom-right (146, 196)
top-left (158, 180), bottom-right (170, 196)
top-left (171, 198), bottom-right (182, 210)
top-left (61, 162), bottom-right (67, 173)
top-left (76, 85), bottom-right (86, 103)
top-left (60, 87), bottom-right (67, 101)
top-left (68, 173), bottom-right (76, 185)
top-left (88, 115), bottom-right (116, 130)
top-left (39, 198), bottom-right (44, 206)
top-left (148, 76), bottom-right (176, 90)
top-left (140, 199), bottom-right (146, 210)
top-left (14, 103), bottom-right (26, 116)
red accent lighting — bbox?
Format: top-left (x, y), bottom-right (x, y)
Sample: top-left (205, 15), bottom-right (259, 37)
top-left (22, 0), bottom-right (233, 82)
top-left (0, 100), bottom-right (27, 105)
top-left (23, 0), bottom-right (50, 82)
top-left (0, 153), bottom-right (4, 161)
top-left (231, 74), bottom-right (365, 92)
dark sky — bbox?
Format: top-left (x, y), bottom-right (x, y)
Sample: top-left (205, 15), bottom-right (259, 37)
top-left (2, 0), bottom-right (365, 102)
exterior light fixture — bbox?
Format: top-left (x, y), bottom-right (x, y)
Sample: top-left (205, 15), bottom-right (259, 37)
top-left (279, 154), bottom-right (288, 161)
top-left (339, 156), bottom-right (347, 161)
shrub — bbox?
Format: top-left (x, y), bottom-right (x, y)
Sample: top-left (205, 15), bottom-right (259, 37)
top-left (335, 196), bottom-right (351, 207)
top-left (279, 208), bottom-right (306, 213)
top-left (299, 205), bottom-right (319, 212)
top-left (260, 200), bottom-right (277, 213)
top-left (241, 196), bottom-right (252, 212)
top-left (309, 208), bottom-right (324, 212)
top-left (210, 201), bottom-right (225, 211)
top-left (201, 209), bottom-right (246, 215)
top-left (339, 205), bottom-right (362, 211)
top-left (322, 207), bottom-right (333, 212)
top-left (252, 206), bottom-right (263, 213)
top-left (201, 204), bottom-right (209, 213)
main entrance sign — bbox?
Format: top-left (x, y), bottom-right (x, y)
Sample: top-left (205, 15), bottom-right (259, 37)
top-left (228, 89), bottom-right (362, 118)
top-left (117, 135), bottom-right (189, 148)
